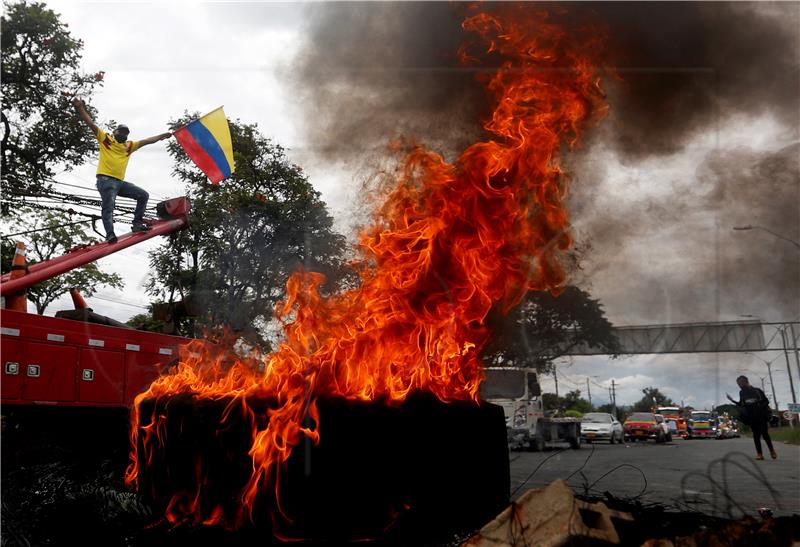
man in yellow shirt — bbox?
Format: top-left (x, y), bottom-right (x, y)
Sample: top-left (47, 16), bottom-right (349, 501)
top-left (72, 98), bottom-right (172, 243)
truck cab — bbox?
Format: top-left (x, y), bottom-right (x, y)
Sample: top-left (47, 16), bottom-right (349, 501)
top-left (480, 367), bottom-right (581, 451)
top-left (656, 406), bottom-right (687, 438)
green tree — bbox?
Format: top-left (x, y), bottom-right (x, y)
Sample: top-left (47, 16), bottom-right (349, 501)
top-left (482, 286), bottom-right (619, 373)
top-left (1, 0), bottom-right (103, 203)
top-left (1, 208), bottom-right (124, 314)
top-left (542, 392), bottom-right (561, 413)
top-left (563, 389), bottom-right (593, 414)
top-left (126, 312), bottom-right (166, 333)
top-left (145, 116), bottom-right (349, 346)
top-left (632, 386), bottom-right (676, 412)
top-left (542, 389), bottom-right (592, 415)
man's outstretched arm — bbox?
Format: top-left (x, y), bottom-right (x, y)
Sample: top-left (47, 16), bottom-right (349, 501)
top-left (72, 98), bottom-right (100, 135)
top-left (725, 393), bottom-right (741, 406)
top-left (137, 132), bottom-right (172, 149)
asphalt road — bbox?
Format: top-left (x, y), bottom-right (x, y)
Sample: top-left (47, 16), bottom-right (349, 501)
top-left (509, 436), bottom-right (800, 517)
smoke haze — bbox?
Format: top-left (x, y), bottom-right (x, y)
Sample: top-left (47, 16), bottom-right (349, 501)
top-left (291, 1), bottom-right (800, 325)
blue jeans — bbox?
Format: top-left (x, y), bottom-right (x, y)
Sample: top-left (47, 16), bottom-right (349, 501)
top-left (96, 175), bottom-right (149, 237)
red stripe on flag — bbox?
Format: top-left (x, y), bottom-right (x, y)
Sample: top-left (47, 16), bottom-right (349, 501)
top-left (174, 127), bottom-right (225, 184)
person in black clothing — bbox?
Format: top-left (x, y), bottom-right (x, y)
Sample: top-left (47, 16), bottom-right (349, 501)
top-left (726, 375), bottom-right (777, 460)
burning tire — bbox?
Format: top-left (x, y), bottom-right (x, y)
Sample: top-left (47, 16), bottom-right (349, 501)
top-left (130, 392), bottom-right (511, 542)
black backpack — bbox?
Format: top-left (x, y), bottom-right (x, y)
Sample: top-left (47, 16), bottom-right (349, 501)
top-left (740, 388), bottom-right (771, 426)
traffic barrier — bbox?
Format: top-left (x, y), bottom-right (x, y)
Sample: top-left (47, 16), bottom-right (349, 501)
top-left (5, 242), bottom-right (28, 312)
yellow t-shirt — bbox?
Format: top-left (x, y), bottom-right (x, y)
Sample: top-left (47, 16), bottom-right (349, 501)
top-left (95, 129), bottom-right (140, 181)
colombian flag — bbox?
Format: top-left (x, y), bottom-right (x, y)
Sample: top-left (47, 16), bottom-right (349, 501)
top-left (174, 107), bottom-right (235, 184)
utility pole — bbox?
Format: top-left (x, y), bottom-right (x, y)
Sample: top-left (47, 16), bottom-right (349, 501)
top-left (766, 361), bottom-right (780, 411)
top-left (789, 323), bottom-right (800, 396)
top-left (780, 327), bottom-right (797, 404)
top-left (586, 378), bottom-right (592, 408)
top-left (611, 379), bottom-right (617, 416)
top-left (553, 367), bottom-right (559, 398)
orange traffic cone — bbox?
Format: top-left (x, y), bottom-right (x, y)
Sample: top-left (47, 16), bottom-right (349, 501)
top-left (69, 287), bottom-right (90, 310)
top-left (5, 242), bottom-right (28, 312)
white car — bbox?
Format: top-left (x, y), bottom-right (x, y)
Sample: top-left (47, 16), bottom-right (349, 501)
top-left (580, 413), bottom-right (624, 444)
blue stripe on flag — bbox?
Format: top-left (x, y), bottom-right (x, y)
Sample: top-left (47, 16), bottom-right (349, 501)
top-left (186, 121), bottom-right (232, 179)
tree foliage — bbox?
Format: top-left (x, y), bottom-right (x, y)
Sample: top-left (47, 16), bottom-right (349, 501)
top-left (126, 312), bottom-right (166, 333)
top-left (481, 286), bottom-right (619, 373)
top-left (632, 386), bottom-right (676, 412)
top-left (145, 115), bottom-right (350, 346)
top-left (542, 389), bottom-right (593, 415)
top-left (1, 208), bottom-right (124, 314)
top-left (1, 0), bottom-right (103, 203)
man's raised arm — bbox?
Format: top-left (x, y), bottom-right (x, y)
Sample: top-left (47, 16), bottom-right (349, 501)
top-left (71, 98), bottom-right (100, 135)
top-left (725, 393), bottom-right (741, 406)
top-left (137, 131), bottom-right (172, 149)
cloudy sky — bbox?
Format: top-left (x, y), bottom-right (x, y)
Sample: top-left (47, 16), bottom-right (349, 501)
top-left (31, 1), bottom-right (800, 410)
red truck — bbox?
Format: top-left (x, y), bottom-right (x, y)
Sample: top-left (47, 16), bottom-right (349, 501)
top-left (1, 197), bottom-right (193, 408)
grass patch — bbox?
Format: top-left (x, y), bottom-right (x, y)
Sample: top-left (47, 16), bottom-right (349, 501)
top-left (745, 426), bottom-right (800, 445)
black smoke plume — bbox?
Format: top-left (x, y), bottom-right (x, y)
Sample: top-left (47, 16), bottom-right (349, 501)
top-left (292, 2), bottom-right (799, 162)
top-left (291, 2), bottom-right (799, 324)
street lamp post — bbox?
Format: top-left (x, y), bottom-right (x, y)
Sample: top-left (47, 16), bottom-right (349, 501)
top-left (746, 352), bottom-right (781, 411)
top-left (789, 323), bottom-right (800, 398)
top-left (767, 363), bottom-right (781, 411)
top-left (780, 327), bottom-right (798, 404)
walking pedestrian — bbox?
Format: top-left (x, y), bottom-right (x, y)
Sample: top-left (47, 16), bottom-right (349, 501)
top-left (72, 98), bottom-right (171, 243)
top-left (726, 375), bottom-right (777, 460)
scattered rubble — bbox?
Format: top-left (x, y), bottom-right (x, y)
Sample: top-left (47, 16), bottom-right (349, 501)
top-left (463, 480), bottom-right (633, 546)
top-left (464, 480), bottom-right (800, 547)
top-left (641, 514), bottom-right (800, 547)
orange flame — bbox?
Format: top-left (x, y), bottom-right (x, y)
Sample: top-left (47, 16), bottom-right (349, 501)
top-left (127, 6), bottom-right (606, 533)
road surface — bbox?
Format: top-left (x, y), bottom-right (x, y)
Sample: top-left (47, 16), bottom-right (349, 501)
top-left (509, 436), bottom-right (799, 517)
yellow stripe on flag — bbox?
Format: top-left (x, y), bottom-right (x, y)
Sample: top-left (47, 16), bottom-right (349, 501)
top-left (199, 107), bottom-right (235, 175)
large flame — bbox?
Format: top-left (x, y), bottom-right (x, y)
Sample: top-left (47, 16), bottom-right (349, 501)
top-left (126, 5), bottom-right (606, 533)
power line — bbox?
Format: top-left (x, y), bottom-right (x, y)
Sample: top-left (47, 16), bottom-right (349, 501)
top-left (48, 180), bottom-right (98, 192)
top-left (1, 217), bottom-right (95, 239)
top-left (8, 190), bottom-right (157, 217)
top-left (590, 379), bottom-right (607, 389)
top-left (90, 294), bottom-right (148, 310)
top-left (50, 170), bottom-right (172, 202)
top-left (556, 369), bottom-right (583, 389)
top-left (50, 178), bottom-right (171, 202)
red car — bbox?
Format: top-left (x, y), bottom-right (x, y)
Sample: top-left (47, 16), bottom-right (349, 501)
top-left (623, 412), bottom-right (672, 443)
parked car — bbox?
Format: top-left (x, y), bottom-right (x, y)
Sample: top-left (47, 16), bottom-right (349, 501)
top-left (623, 412), bottom-right (672, 443)
top-left (580, 413), bottom-right (624, 444)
